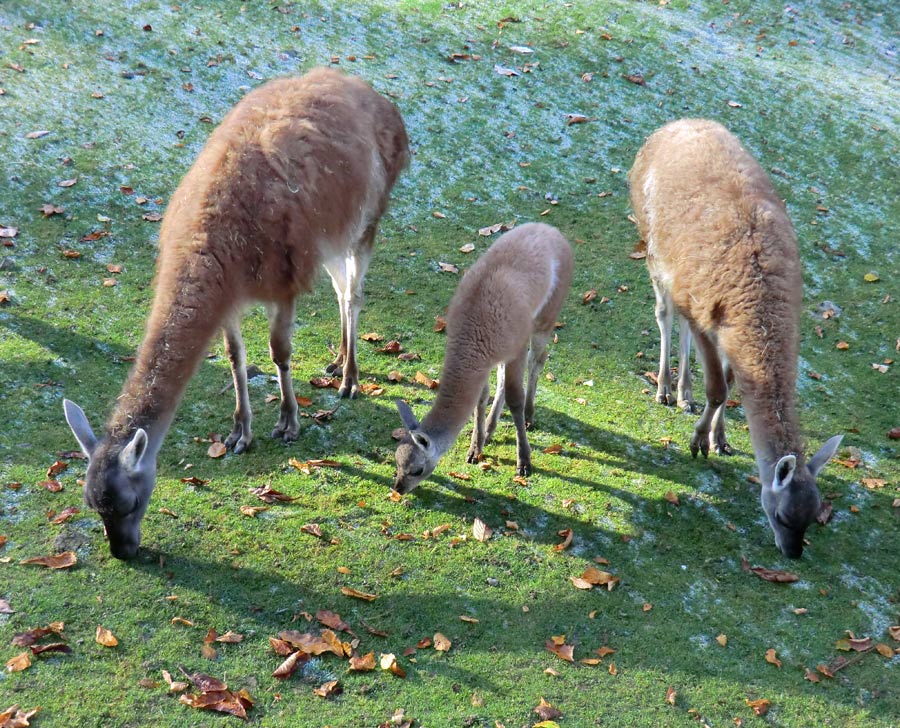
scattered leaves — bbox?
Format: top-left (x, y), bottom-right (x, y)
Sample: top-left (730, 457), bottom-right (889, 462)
top-left (5, 653), bottom-right (31, 673)
top-left (472, 517), bottom-right (493, 542)
top-left (433, 632), bottom-right (452, 652)
top-left (764, 648), bottom-right (782, 668)
top-left (553, 528), bottom-right (573, 551)
top-left (745, 698), bottom-right (770, 716)
top-left (341, 587), bottom-right (378, 602)
top-left (379, 652), bottom-right (406, 677)
top-left (207, 441), bottom-right (226, 458)
top-left (534, 697), bottom-right (562, 720)
top-left (545, 637), bottom-right (575, 662)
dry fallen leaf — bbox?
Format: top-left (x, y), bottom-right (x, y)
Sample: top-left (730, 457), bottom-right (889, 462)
top-left (5, 652), bottom-right (31, 673)
top-left (239, 505), bottom-right (268, 517)
top-left (433, 632), bottom-right (452, 652)
top-left (764, 648), bottom-right (782, 668)
top-left (553, 528), bottom-right (573, 552)
top-left (349, 652), bottom-right (376, 671)
top-left (313, 679), bottom-right (341, 698)
top-left (665, 686), bottom-right (677, 705)
top-left (379, 652), bottom-right (406, 677)
top-left (0, 705), bottom-right (40, 726)
top-left (534, 697), bottom-right (562, 720)
top-left (341, 586), bottom-right (378, 601)
top-left (207, 442), bottom-right (226, 458)
top-left (545, 638), bottom-right (575, 662)
top-left (20, 551), bottom-right (77, 569)
top-left (745, 698), bottom-right (770, 716)
top-left (472, 517), bottom-right (493, 542)
top-left (716, 634), bottom-right (727, 647)
top-left (95, 625), bottom-right (118, 647)
top-left (749, 565), bottom-right (799, 583)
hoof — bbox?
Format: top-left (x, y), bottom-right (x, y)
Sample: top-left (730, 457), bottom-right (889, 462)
top-left (338, 382), bottom-right (358, 399)
top-left (679, 400), bottom-right (697, 414)
top-left (656, 391), bottom-right (676, 406)
top-left (690, 437), bottom-right (709, 459)
top-left (465, 448), bottom-right (481, 464)
top-left (224, 426), bottom-right (252, 454)
top-left (325, 361), bottom-right (343, 377)
top-left (713, 441), bottom-right (734, 456)
top-left (516, 462), bottom-right (532, 477)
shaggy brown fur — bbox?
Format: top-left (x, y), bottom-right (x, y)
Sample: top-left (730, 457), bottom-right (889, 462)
top-left (629, 118), bottom-right (841, 558)
top-left (393, 223), bottom-right (573, 494)
top-left (64, 67), bottom-right (408, 559)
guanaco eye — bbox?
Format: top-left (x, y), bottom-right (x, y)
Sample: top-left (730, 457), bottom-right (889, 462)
top-left (409, 467), bottom-right (424, 477)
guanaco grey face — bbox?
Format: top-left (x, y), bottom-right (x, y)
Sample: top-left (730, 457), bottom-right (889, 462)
top-left (64, 399), bottom-right (155, 560)
top-left (760, 436), bottom-right (842, 559)
top-left (393, 399), bottom-right (437, 494)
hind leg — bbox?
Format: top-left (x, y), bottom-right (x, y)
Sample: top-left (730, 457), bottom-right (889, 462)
top-left (689, 328), bottom-right (728, 459)
top-left (466, 381), bottom-right (490, 464)
top-left (267, 299), bottom-right (300, 443)
top-left (223, 316), bottom-right (253, 454)
top-left (504, 345), bottom-right (532, 476)
top-left (485, 364), bottom-right (506, 444)
top-left (524, 330), bottom-right (551, 429)
top-left (652, 279), bottom-right (677, 406)
top-left (675, 314), bottom-right (695, 412)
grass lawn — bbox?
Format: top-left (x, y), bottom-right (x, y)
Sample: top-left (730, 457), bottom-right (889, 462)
top-left (1, 1), bottom-right (899, 726)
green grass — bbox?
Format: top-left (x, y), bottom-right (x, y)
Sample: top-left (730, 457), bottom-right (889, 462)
top-left (1, 1), bottom-right (899, 726)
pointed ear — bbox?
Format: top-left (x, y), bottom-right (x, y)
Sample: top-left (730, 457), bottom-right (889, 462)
top-left (63, 399), bottom-right (97, 456)
top-left (772, 454), bottom-right (797, 492)
top-left (119, 429), bottom-right (149, 473)
top-left (410, 430), bottom-right (432, 452)
top-left (396, 399), bottom-right (421, 432)
top-left (807, 434), bottom-right (843, 478)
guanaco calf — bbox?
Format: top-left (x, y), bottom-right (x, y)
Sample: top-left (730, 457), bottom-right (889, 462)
top-left (64, 68), bottom-right (408, 559)
top-left (629, 118), bottom-right (842, 558)
top-left (393, 223), bottom-right (573, 494)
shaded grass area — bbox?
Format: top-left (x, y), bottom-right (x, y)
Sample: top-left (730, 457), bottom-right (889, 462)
top-left (1, 1), bottom-right (899, 726)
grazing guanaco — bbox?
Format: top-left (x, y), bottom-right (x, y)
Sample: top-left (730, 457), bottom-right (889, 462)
top-left (64, 68), bottom-right (408, 559)
top-left (393, 223), bottom-right (573, 494)
top-left (629, 118), bottom-right (842, 558)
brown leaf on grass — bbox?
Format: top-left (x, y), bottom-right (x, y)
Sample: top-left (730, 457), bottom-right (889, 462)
top-left (623, 72), bottom-right (646, 85)
top-left (349, 651), bottom-right (376, 671)
top-left (553, 528), bottom-right (573, 552)
top-left (447, 471), bottom-right (471, 481)
top-left (629, 239), bottom-right (648, 259)
top-left (5, 653), bottom-right (31, 673)
top-left (46, 460), bottom-right (68, 478)
top-left (50, 506), bottom-right (79, 524)
top-left (30, 642), bottom-right (71, 656)
top-left (414, 371), bottom-right (439, 389)
top-left (472, 517), bottom-right (493, 542)
top-left (268, 637), bottom-right (296, 657)
top-left (595, 646), bottom-right (616, 658)
top-left (570, 576), bottom-right (594, 590)
top-left (142, 211), bottom-right (163, 222)
top-left (889, 625), bottom-right (900, 641)
top-left (534, 697), bottom-right (562, 720)
top-left (608, 661), bottom-right (618, 675)
top-left (580, 566), bottom-right (620, 591)
top-left (207, 441), bottom-right (226, 458)
top-left (161, 669), bottom-right (190, 692)
top-left (876, 643), bottom-right (895, 658)
top-left (387, 370), bottom-right (404, 382)
top-left (300, 523), bottom-right (324, 538)
top-left (249, 484), bottom-right (298, 503)
top-left (746, 698), bottom-right (770, 716)
top-left (545, 638), bottom-right (575, 662)
top-left (888, 428), bottom-right (900, 440)
top-left (379, 652), bottom-right (406, 677)
top-left (861, 478), bottom-right (886, 489)
top-left (239, 505), bottom-right (268, 517)
top-left (95, 625), bottom-right (118, 647)
top-left (313, 679), bottom-right (342, 698)
top-left (360, 382), bottom-right (386, 396)
top-left (0, 600), bottom-right (12, 615)
top-left (316, 610), bottom-right (353, 634)
top-left (804, 668), bottom-right (821, 682)
top-left (272, 650), bottom-right (307, 679)
top-left (664, 491), bottom-right (679, 506)
top-left (341, 586), bottom-right (378, 601)
top-left (0, 705), bottom-right (40, 726)
top-left (542, 443), bottom-right (563, 454)
top-left (0, 226), bottom-right (18, 238)
top-left (377, 340), bottom-right (403, 354)
top-left (764, 649), bottom-right (782, 668)
top-left (433, 315), bottom-right (447, 332)
top-left (433, 632), bottom-right (452, 652)
top-left (581, 289), bottom-right (597, 305)
top-left (289, 458), bottom-right (341, 474)
top-left (665, 686), bottom-right (677, 705)
top-left (438, 262), bottom-right (459, 274)
top-left (39, 479), bottom-right (63, 492)
top-left (11, 624), bottom-right (63, 647)
top-left (20, 551), bottom-right (76, 569)
top-left (179, 688), bottom-right (253, 719)
top-left (180, 476), bottom-right (209, 486)
top-left (215, 631), bottom-right (243, 644)
top-left (361, 332), bottom-right (383, 342)
top-left (309, 375), bottom-right (341, 389)
top-left (478, 222), bottom-right (511, 236)
top-left (749, 565), bottom-right (799, 583)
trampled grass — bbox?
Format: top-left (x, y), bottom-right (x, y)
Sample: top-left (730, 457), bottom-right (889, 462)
top-left (1, 1), bottom-right (898, 726)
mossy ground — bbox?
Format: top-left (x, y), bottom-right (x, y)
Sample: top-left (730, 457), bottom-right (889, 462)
top-left (1, 2), bottom-right (898, 726)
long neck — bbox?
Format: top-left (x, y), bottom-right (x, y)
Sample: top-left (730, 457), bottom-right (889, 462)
top-left (741, 365), bottom-right (803, 484)
top-left (106, 257), bottom-right (228, 454)
top-left (420, 337), bottom-right (492, 457)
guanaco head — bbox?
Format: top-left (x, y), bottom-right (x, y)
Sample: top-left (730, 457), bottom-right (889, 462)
top-left (63, 399), bottom-right (155, 560)
top-left (761, 435), bottom-right (843, 559)
top-left (393, 400), bottom-right (438, 494)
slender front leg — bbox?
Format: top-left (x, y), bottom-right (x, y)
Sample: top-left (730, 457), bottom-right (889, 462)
top-left (466, 381), bottom-right (490, 463)
top-left (675, 314), bottom-right (695, 412)
top-left (223, 316), bottom-right (253, 454)
top-left (524, 330), bottom-right (551, 429)
top-left (267, 299), bottom-right (300, 443)
top-left (324, 263), bottom-right (348, 376)
top-left (709, 360), bottom-right (734, 455)
top-left (652, 279), bottom-right (676, 406)
top-left (689, 328), bottom-right (728, 459)
top-left (485, 363), bottom-right (506, 444)
top-left (504, 345), bottom-right (532, 476)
